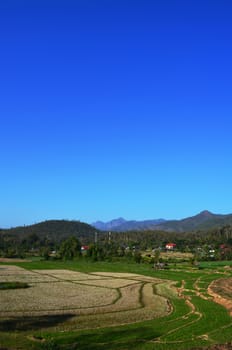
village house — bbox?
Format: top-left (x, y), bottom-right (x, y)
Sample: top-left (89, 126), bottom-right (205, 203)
top-left (165, 243), bottom-right (176, 251)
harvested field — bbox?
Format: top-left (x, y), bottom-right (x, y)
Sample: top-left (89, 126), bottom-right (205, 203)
top-left (1, 263), bottom-right (232, 350)
top-left (0, 266), bottom-right (57, 283)
top-left (0, 265), bottom-right (171, 327)
top-left (160, 251), bottom-right (194, 260)
top-left (33, 269), bottom-right (110, 281)
top-left (90, 272), bottom-right (146, 278)
top-left (92, 271), bottom-right (166, 283)
top-left (0, 258), bottom-right (31, 262)
top-left (0, 281), bottom-right (118, 315)
top-left (0, 265), bottom-right (34, 275)
top-left (76, 278), bottom-right (140, 288)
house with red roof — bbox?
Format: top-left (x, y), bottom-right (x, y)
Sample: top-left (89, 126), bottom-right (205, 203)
top-left (165, 243), bottom-right (176, 251)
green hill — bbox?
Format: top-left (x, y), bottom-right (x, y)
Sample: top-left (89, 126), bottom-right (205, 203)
top-left (1, 220), bottom-right (98, 243)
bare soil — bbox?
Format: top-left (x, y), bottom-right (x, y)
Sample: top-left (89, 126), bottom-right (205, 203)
top-left (192, 344), bottom-right (232, 350)
top-left (0, 258), bottom-right (31, 262)
top-left (208, 277), bottom-right (232, 315)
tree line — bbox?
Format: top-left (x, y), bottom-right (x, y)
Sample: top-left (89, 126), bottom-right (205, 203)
top-left (1, 223), bottom-right (232, 261)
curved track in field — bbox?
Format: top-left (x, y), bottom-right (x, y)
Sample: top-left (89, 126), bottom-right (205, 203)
top-left (0, 266), bottom-right (173, 328)
top-left (1, 264), bottom-right (232, 349)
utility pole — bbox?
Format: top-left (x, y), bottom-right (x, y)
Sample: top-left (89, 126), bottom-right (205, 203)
top-left (95, 232), bottom-right (98, 244)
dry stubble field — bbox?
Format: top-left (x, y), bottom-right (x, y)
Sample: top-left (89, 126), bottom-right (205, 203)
top-left (0, 265), bottom-right (173, 329)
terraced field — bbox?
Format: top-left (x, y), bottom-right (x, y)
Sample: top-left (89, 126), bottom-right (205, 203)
top-left (0, 261), bottom-right (232, 350)
top-left (208, 277), bottom-right (232, 316)
top-left (0, 266), bottom-right (171, 326)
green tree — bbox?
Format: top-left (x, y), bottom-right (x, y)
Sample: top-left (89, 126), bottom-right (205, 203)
top-left (154, 249), bottom-right (161, 264)
top-left (40, 246), bottom-right (50, 260)
top-left (134, 251), bottom-right (142, 263)
top-left (86, 244), bottom-right (107, 261)
top-left (59, 236), bottom-right (81, 260)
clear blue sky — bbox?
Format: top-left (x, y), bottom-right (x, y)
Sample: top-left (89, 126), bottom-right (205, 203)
top-left (1, 0), bottom-right (232, 227)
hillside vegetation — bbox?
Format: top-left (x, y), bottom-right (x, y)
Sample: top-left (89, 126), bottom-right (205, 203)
top-left (1, 218), bottom-right (232, 261)
top-left (0, 220), bottom-right (97, 242)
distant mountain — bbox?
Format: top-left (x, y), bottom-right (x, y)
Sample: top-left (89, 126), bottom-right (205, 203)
top-left (154, 210), bottom-right (232, 232)
top-left (92, 211), bottom-right (232, 232)
top-left (92, 218), bottom-right (166, 231)
top-left (2, 211), bottom-right (232, 244)
top-left (114, 219), bottom-right (167, 231)
top-left (92, 218), bottom-right (127, 231)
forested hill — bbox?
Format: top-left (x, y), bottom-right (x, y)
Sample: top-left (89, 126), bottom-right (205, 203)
top-left (0, 220), bottom-right (98, 243)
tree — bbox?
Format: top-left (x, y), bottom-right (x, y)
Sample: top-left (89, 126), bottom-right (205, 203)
top-left (59, 236), bottom-right (81, 260)
top-left (134, 251), bottom-right (142, 263)
top-left (40, 246), bottom-right (50, 260)
top-left (154, 249), bottom-right (161, 264)
top-left (86, 244), bottom-right (107, 261)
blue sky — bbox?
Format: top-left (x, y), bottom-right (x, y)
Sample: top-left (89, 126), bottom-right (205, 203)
top-left (1, 0), bottom-right (232, 227)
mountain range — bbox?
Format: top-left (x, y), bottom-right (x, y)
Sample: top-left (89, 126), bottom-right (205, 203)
top-left (92, 210), bottom-right (232, 232)
top-left (1, 211), bottom-right (232, 241)
top-left (92, 218), bottom-right (166, 232)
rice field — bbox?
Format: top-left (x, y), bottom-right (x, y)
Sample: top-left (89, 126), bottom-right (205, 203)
top-left (0, 261), bottom-right (232, 350)
top-left (0, 265), bottom-right (171, 325)
top-left (208, 277), bottom-right (232, 315)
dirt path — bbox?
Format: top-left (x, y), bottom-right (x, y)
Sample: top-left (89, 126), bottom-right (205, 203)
top-left (194, 277), bottom-right (210, 300)
top-left (0, 258), bottom-right (31, 262)
top-left (191, 343), bottom-right (232, 350)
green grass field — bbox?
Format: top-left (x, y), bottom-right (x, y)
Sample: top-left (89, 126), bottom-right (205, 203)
top-left (0, 258), bottom-right (232, 350)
